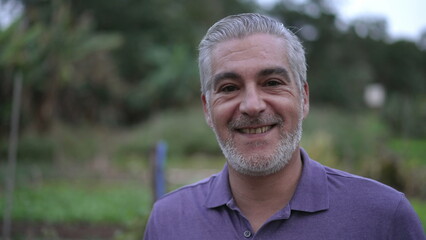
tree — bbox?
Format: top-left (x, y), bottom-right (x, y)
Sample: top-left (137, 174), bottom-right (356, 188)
top-left (0, 0), bottom-right (122, 133)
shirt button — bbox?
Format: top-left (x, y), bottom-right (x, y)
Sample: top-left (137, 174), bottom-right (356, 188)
top-left (243, 230), bottom-right (252, 238)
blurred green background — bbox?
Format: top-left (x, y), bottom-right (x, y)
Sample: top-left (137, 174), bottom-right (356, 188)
top-left (0, 0), bottom-right (425, 239)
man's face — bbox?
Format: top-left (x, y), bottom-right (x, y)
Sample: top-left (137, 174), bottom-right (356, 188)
top-left (202, 33), bottom-right (309, 176)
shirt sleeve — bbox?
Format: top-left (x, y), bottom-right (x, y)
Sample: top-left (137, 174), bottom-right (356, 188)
top-left (387, 194), bottom-right (426, 240)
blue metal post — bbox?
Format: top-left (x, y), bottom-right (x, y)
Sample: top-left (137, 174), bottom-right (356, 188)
top-left (154, 141), bottom-right (167, 201)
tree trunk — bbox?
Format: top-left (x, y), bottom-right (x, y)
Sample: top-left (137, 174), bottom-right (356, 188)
top-left (3, 72), bottom-right (23, 240)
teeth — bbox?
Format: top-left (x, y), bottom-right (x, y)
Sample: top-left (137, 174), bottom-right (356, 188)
top-left (240, 126), bottom-right (271, 134)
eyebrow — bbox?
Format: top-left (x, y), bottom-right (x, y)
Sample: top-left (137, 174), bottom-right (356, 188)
top-left (257, 67), bottom-right (291, 82)
top-left (212, 72), bottom-right (242, 90)
top-left (210, 67), bottom-right (292, 90)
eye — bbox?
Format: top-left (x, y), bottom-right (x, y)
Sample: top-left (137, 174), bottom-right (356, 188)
top-left (219, 85), bottom-right (238, 93)
top-left (264, 79), bottom-right (283, 87)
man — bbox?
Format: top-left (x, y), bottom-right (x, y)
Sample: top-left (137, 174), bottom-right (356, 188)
top-left (144, 13), bottom-right (425, 239)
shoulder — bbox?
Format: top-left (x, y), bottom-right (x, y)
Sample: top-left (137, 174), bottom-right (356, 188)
top-left (324, 165), bottom-right (401, 196)
top-left (323, 165), bottom-right (426, 237)
top-left (323, 165), bottom-right (405, 214)
top-left (307, 162), bottom-right (425, 239)
top-left (144, 173), bottom-right (223, 239)
top-left (152, 173), bottom-right (219, 213)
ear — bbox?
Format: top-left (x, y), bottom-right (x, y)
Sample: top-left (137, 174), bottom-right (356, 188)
top-left (201, 94), bottom-right (213, 127)
top-left (302, 82), bottom-right (310, 119)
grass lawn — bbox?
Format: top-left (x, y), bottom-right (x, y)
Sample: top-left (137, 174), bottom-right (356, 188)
top-left (0, 181), bottom-right (152, 224)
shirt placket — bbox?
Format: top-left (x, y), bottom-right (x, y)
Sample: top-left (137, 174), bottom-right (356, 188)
top-left (226, 199), bottom-right (256, 239)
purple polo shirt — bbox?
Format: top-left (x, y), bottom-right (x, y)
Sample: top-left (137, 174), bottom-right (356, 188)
top-left (144, 149), bottom-right (425, 239)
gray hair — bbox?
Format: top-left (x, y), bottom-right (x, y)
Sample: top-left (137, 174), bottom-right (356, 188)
top-left (198, 13), bottom-right (307, 96)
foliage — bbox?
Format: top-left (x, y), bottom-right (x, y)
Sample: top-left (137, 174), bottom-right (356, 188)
top-left (382, 95), bottom-right (426, 138)
top-left (0, 125), bottom-right (111, 165)
top-left (0, 181), bottom-right (152, 224)
top-left (411, 199), bottom-right (426, 231)
top-left (389, 138), bottom-right (426, 166)
top-left (301, 107), bottom-right (425, 198)
top-left (0, 0), bottom-right (123, 133)
top-left (114, 107), bottom-right (220, 169)
top-left (302, 107), bottom-right (388, 167)
top-left (0, 133), bottom-right (55, 162)
top-left (388, 138), bottom-right (426, 198)
top-left (1, 0), bottom-right (425, 138)
top-left (125, 44), bottom-right (199, 116)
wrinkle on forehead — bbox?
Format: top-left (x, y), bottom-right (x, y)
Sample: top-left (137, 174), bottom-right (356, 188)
top-left (212, 39), bottom-right (278, 67)
top-left (210, 33), bottom-right (291, 81)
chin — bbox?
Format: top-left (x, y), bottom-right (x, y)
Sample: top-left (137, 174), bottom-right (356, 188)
top-left (228, 150), bottom-right (293, 176)
top-left (215, 116), bottom-right (304, 177)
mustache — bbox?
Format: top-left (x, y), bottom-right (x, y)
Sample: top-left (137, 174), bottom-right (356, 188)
top-left (228, 114), bottom-right (283, 129)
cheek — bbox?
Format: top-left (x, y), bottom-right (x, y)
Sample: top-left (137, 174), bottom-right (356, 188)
top-left (211, 98), bottom-right (239, 122)
top-left (210, 110), bottom-right (227, 128)
top-left (273, 99), bottom-right (303, 122)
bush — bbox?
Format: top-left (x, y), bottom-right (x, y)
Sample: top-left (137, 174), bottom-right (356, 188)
top-left (0, 134), bottom-right (55, 162)
top-left (382, 95), bottom-right (426, 138)
top-left (114, 107), bottom-right (220, 166)
top-left (302, 107), bottom-right (388, 169)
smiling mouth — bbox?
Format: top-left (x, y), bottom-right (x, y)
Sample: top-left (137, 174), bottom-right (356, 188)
top-left (237, 125), bottom-right (274, 134)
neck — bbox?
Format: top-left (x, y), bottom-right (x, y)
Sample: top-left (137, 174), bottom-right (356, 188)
top-left (228, 148), bottom-right (303, 232)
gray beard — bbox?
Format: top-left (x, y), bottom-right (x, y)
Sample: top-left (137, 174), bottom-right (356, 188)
top-left (213, 114), bottom-right (303, 177)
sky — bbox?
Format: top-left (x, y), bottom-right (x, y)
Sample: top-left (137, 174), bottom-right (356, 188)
top-left (258, 0), bottom-right (426, 41)
top-left (0, 1), bottom-right (22, 28)
top-left (336, 0), bottom-right (426, 40)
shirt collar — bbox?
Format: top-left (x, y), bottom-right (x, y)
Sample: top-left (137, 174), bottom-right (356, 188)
top-left (204, 164), bottom-right (233, 208)
top-left (289, 148), bottom-right (329, 212)
top-left (204, 148), bottom-right (329, 212)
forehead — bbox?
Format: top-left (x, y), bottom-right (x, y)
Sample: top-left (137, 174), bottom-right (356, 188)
top-left (210, 33), bottom-right (290, 75)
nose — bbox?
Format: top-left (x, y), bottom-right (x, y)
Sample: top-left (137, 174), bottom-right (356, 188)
top-left (239, 86), bottom-right (266, 117)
